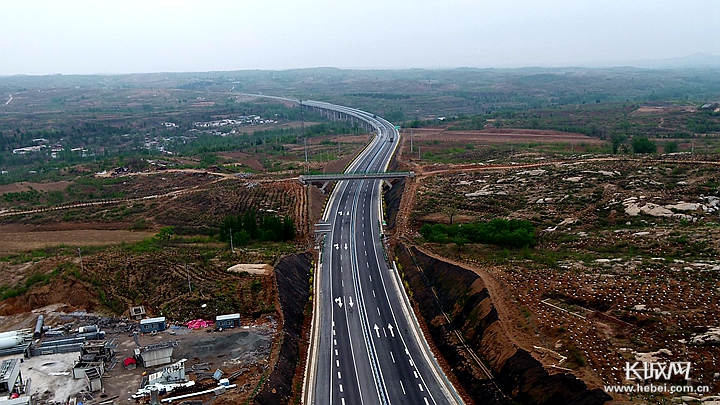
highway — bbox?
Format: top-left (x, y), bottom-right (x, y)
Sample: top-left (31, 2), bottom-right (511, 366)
top-left (304, 100), bottom-right (463, 405)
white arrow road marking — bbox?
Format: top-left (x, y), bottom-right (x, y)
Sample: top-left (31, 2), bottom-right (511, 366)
top-left (338, 211), bottom-right (342, 216)
top-left (334, 243), bottom-right (339, 250)
top-left (335, 297), bottom-right (343, 308)
top-left (374, 324), bottom-right (380, 337)
top-left (388, 324), bottom-right (395, 337)
top-left (344, 243), bottom-right (348, 250)
top-left (346, 211), bottom-right (349, 215)
top-left (348, 297), bottom-right (354, 308)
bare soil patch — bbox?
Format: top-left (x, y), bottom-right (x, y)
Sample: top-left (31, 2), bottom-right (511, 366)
top-left (406, 127), bottom-right (603, 145)
top-left (631, 105), bottom-right (695, 116)
top-left (227, 263), bottom-right (272, 275)
top-left (0, 181), bottom-right (70, 194)
top-left (0, 228), bottom-right (153, 254)
top-left (218, 151), bottom-right (265, 171)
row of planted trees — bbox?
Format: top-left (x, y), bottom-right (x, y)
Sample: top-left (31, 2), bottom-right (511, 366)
top-left (420, 218), bottom-right (536, 248)
top-left (219, 210), bottom-right (295, 246)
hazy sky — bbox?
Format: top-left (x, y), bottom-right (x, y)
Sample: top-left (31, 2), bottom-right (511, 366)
top-left (1, 0), bottom-right (719, 75)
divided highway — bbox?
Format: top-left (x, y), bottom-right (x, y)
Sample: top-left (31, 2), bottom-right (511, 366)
top-left (304, 100), bottom-right (463, 405)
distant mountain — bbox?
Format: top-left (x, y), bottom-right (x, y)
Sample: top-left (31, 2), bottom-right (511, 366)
top-left (628, 53), bottom-right (720, 69)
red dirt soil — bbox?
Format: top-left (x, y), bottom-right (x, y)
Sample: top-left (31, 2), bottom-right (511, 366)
top-left (403, 127), bottom-right (604, 145)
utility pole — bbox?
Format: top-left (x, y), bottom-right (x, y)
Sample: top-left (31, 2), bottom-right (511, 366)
top-left (300, 100), bottom-right (305, 139)
top-left (304, 138), bottom-right (308, 173)
top-left (410, 129), bottom-right (414, 152)
top-left (300, 100), bottom-right (308, 173)
top-left (77, 248), bottom-right (84, 273)
top-left (338, 141), bottom-right (341, 156)
top-left (229, 227), bottom-right (234, 253)
top-left (418, 146), bottom-right (421, 159)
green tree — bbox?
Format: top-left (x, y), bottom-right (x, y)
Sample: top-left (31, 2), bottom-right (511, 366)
top-left (235, 230), bottom-right (251, 246)
top-left (611, 134), bottom-right (627, 154)
top-left (664, 141), bottom-right (679, 154)
top-left (243, 211), bottom-right (258, 239)
top-left (444, 205), bottom-right (459, 225)
top-left (282, 216), bottom-right (296, 240)
top-left (155, 227), bottom-right (175, 241)
top-left (631, 137), bottom-right (657, 154)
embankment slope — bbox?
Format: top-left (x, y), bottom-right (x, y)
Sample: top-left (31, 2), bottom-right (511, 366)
top-left (395, 244), bottom-right (611, 405)
top-left (254, 252), bottom-right (311, 404)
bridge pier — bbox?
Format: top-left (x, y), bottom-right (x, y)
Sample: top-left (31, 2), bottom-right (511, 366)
top-left (302, 104), bottom-right (374, 132)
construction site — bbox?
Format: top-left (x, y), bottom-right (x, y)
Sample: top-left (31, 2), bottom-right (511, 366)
top-left (0, 306), bottom-right (276, 405)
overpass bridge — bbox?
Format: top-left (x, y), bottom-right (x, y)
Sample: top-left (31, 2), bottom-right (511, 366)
top-left (298, 171), bottom-right (414, 185)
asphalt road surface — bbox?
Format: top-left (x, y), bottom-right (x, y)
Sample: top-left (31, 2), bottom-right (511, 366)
top-left (304, 100), bottom-right (463, 405)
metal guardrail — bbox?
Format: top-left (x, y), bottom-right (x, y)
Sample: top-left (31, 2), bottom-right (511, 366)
top-left (298, 171), bottom-right (414, 184)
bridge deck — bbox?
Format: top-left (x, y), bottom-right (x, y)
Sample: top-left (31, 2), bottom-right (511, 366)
top-left (298, 171), bottom-right (414, 184)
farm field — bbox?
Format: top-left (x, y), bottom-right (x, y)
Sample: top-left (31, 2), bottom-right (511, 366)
top-left (398, 127), bottom-right (605, 165)
top-left (0, 226), bottom-right (154, 254)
